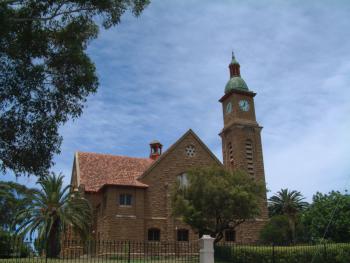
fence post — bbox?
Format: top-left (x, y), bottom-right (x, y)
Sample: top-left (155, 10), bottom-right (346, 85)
top-left (272, 243), bottom-right (275, 263)
top-left (200, 235), bottom-right (215, 263)
top-left (128, 241), bottom-right (131, 263)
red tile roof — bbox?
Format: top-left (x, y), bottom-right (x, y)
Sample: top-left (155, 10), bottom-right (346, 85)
top-left (76, 152), bottom-right (153, 192)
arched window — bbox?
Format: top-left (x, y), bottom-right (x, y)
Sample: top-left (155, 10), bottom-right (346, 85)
top-left (245, 140), bottom-right (254, 176)
top-left (177, 229), bottom-right (189, 241)
top-left (177, 173), bottom-right (188, 188)
top-left (148, 228), bottom-right (160, 241)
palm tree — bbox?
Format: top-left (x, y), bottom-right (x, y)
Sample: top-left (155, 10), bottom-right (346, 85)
top-left (269, 189), bottom-right (308, 243)
top-left (16, 173), bottom-right (92, 258)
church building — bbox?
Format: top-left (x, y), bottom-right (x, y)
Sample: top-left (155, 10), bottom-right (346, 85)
top-left (70, 54), bottom-right (268, 243)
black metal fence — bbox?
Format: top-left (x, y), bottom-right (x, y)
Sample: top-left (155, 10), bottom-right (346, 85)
top-left (214, 242), bottom-right (350, 263)
top-left (4, 238), bottom-right (350, 263)
top-left (0, 239), bottom-right (199, 263)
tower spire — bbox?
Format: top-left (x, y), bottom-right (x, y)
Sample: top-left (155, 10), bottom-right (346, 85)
top-left (229, 51), bottom-right (240, 77)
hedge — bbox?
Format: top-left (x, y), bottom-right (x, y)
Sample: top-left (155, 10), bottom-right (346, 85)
top-left (215, 243), bottom-right (350, 263)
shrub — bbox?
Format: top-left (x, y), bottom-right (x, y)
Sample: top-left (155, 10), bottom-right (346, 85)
top-left (260, 215), bottom-right (291, 244)
top-left (0, 230), bottom-right (13, 258)
top-left (215, 243), bottom-right (350, 263)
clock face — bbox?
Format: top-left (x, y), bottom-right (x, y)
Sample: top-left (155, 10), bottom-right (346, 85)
top-left (238, 100), bottom-right (250, 112)
top-left (226, 102), bottom-right (232, 114)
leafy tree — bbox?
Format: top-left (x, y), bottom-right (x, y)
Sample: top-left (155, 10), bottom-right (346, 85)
top-left (0, 181), bottom-right (35, 232)
top-left (302, 191), bottom-right (350, 242)
top-left (16, 173), bottom-right (92, 258)
top-left (171, 166), bottom-right (265, 243)
top-left (260, 215), bottom-right (291, 244)
top-left (0, 0), bottom-right (150, 176)
top-left (268, 189), bottom-right (308, 242)
top-left (260, 214), bottom-right (308, 244)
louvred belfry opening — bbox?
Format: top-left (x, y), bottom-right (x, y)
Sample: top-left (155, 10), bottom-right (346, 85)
top-left (149, 140), bottom-right (162, 160)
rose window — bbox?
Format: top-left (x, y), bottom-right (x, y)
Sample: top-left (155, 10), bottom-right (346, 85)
top-left (185, 145), bottom-right (196, 157)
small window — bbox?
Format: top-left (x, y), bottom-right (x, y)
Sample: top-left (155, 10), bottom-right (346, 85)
top-left (177, 229), bottom-right (189, 241)
top-left (119, 194), bottom-right (132, 206)
top-left (225, 230), bottom-right (236, 242)
top-left (185, 145), bottom-right (196, 157)
top-left (148, 228), bottom-right (160, 241)
top-left (177, 173), bottom-right (188, 188)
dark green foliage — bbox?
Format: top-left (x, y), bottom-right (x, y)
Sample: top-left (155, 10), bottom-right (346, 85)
top-left (268, 189), bottom-right (308, 242)
top-left (0, 181), bottom-right (35, 232)
top-left (269, 189), bottom-right (308, 217)
top-left (260, 215), bottom-right (309, 244)
top-left (260, 215), bottom-right (292, 244)
top-left (16, 173), bottom-right (92, 258)
top-left (171, 166), bottom-right (266, 243)
top-left (0, 0), bottom-right (149, 176)
top-left (0, 229), bottom-right (12, 258)
top-left (302, 191), bottom-right (350, 242)
top-left (0, 230), bottom-right (31, 258)
top-left (215, 243), bottom-right (350, 263)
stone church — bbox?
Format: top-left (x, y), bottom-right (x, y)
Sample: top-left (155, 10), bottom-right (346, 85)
top-left (70, 54), bottom-right (268, 243)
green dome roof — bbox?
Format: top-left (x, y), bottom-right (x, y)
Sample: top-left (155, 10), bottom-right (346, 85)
top-left (225, 76), bottom-right (249, 93)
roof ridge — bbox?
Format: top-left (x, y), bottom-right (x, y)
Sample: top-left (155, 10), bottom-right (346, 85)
top-left (76, 151), bottom-right (153, 161)
top-left (138, 129), bottom-right (222, 179)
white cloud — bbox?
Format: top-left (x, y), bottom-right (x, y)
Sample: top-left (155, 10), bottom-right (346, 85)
top-left (4, 1), bottom-right (350, 199)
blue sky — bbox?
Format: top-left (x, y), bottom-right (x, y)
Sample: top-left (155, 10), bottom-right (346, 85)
top-left (5, 0), bottom-right (350, 201)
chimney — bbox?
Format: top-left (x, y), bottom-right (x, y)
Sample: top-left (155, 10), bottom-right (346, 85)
top-left (150, 140), bottom-right (162, 160)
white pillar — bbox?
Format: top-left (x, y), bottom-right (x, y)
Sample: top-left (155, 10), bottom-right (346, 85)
top-left (199, 235), bottom-right (215, 263)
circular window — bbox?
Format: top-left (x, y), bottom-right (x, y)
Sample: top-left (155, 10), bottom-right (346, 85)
top-left (185, 145), bottom-right (196, 157)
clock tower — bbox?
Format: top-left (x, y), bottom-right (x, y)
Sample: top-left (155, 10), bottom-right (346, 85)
top-left (219, 53), bottom-right (268, 225)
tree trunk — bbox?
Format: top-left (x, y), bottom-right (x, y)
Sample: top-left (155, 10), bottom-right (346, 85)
top-left (214, 232), bottom-right (223, 244)
top-left (47, 220), bottom-right (61, 258)
top-left (288, 216), bottom-right (296, 244)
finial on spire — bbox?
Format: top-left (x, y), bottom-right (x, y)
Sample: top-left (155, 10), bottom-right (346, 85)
top-left (230, 51), bottom-right (239, 65)
top-left (229, 51), bottom-right (240, 77)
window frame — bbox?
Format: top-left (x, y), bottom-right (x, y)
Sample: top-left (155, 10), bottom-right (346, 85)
top-left (148, 228), bottom-right (160, 242)
top-left (177, 172), bottom-right (188, 188)
top-left (177, 229), bottom-right (189, 242)
top-left (225, 229), bottom-right (236, 242)
top-left (119, 193), bottom-right (133, 206)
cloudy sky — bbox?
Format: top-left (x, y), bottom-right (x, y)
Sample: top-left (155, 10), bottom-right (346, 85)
top-left (5, 0), bottom-right (350, 201)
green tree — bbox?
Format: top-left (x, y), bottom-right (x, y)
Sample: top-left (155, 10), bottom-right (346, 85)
top-left (268, 189), bottom-right (308, 243)
top-left (0, 181), bottom-right (35, 232)
top-left (171, 166), bottom-right (265, 243)
top-left (260, 214), bottom-right (308, 244)
top-left (302, 191), bottom-right (350, 242)
top-left (0, 0), bottom-right (149, 176)
top-left (260, 215), bottom-right (291, 244)
top-left (16, 173), bottom-right (92, 258)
